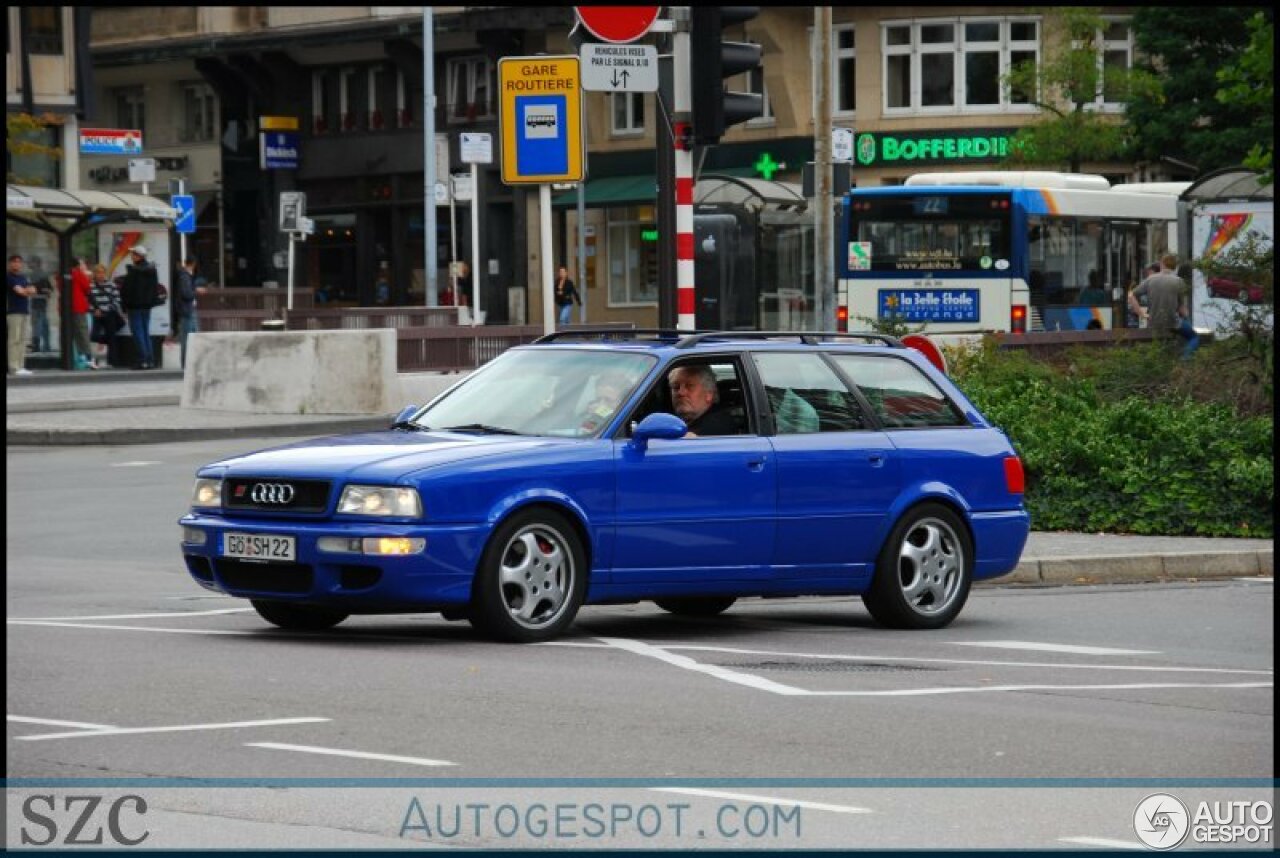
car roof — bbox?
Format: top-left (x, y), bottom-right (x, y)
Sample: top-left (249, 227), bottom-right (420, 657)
top-left (524, 329), bottom-right (909, 356)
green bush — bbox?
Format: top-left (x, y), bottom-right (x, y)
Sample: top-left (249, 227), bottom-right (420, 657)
top-left (948, 339), bottom-right (1273, 537)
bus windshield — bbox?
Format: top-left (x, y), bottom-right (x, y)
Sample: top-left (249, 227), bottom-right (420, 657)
top-left (850, 193), bottom-right (1012, 273)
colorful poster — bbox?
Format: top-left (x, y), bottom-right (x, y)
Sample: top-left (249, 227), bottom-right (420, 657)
top-left (1190, 204), bottom-right (1272, 334)
top-left (98, 224), bottom-right (172, 337)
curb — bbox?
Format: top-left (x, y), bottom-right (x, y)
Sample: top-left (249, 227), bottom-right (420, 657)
top-left (7, 395), bottom-right (181, 414)
top-left (7, 417), bottom-right (388, 447)
top-left (977, 550), bottom-right (1273, 587)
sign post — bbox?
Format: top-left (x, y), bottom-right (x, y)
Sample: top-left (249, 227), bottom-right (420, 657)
top-left (278, 192), bottom-right (307, 312)
top-left (498, 55), bottom-right (585, 334)
top-left (460, 133), bottom-right (492, 325)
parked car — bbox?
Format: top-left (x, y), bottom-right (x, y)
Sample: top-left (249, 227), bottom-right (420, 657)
top-left (178, 330), bottom-right (1030, 642)
top-left (1207, 275), bottom-right (1266, 305)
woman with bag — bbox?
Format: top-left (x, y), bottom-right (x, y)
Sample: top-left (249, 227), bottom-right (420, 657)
top-left (89, 263), bottom-right (124, 368)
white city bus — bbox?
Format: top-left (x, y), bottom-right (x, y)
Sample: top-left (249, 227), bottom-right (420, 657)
top-left (836, 171), bottom-right (1190, 334)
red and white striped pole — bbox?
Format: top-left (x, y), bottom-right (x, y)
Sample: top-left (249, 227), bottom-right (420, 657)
top-left (673, 13), bottom-right (696, 330)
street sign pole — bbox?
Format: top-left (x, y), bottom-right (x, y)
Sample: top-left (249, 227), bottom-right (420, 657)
top-left (470, 160), bottom-right (481, 325)
top-left (673, 7), bottom-right (695, 330)
top-left (541, 184), bottom-right (555, 335)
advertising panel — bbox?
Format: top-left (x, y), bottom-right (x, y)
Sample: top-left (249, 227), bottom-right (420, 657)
top-left (1190, 203), bottom-right (1273, 333)
top-left (98, 224), bottom-right (172, 337)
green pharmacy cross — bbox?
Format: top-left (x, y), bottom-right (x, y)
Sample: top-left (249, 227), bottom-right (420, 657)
top-left (754, 152), bottom-right (780, 180)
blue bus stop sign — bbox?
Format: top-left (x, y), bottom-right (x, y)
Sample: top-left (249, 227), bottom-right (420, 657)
top-left (171, 195), bottom-right (196, 234)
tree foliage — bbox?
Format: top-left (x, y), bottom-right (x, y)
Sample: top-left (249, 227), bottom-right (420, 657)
top-left (1214, 11), bottom-right (1274, 183)
top-left (1128, 7), bottom-right (1273, 176)
top-left (1002, 7), bottom-right (1159, 172)
top-left (6, 112), bottom-right (64, 186)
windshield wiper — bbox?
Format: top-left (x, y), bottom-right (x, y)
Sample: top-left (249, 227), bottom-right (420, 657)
top-left (443, 423), bottom-right (523, 436)
top-left (390, 420), bottom-right (428, 432)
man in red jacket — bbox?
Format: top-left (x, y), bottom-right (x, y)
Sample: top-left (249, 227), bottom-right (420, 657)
top-left (70, 257), bottom-right (96, 368)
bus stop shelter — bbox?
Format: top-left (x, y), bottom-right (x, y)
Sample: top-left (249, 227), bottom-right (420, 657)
top-left (6, 184), bottom-right (176, 370)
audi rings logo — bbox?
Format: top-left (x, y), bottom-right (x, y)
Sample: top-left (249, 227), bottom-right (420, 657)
top-left (1134, 793), bottom-right (1191, 850)
top-left (250, 483), bottom-right (296, 505)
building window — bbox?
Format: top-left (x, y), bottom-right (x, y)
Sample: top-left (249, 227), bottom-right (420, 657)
top-left (883, 17), bottom-right (1040, 114)
top-left (744, 58), bottom-right (773, 125)
top-left (340, 67), bottom-right (365, 132)
top-left (26, 7), bottom-right (63, 55)
top-left (446, 56), bottom-right (493, 123)
top-left (611, 92), bottom-right (645, 135)
top-left (113, 86), bottom-right (146, 134)
top-left (834, 25), bottom-right (856, 114)
top-left (368, 65), bottom-right (398, 132)
top-left (607, 208), bottom-right (659, 307)
top-left (1097, 18), bottom-right (1132, 109)
top-left (179, 82), bottom-right (216, 143)
top-left (311, 69), bottom-right (340, 135)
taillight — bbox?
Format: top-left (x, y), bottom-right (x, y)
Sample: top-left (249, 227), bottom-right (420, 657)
top-left (835, 305), bottom-right (849, 332)
top-left (1010, 305), bottom-right (1027, 334)
top-left (1003, 455), bottom-right (1025, 494)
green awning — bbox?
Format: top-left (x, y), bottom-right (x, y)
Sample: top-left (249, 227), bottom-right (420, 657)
top-left (552, 175), bottom-right (656, 208)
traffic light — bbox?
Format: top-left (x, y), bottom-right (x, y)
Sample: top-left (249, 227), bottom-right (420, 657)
top-left (690, 7), bottom-right (763, 146)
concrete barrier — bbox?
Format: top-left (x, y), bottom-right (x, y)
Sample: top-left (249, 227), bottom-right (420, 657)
top-left (182, 329), bottom-right (399, 415)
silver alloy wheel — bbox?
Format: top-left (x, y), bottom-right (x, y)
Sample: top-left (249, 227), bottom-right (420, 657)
top-left (498, 523), bottom-right (575, 629)
top-left (896, 516), bottom-right (965, 616)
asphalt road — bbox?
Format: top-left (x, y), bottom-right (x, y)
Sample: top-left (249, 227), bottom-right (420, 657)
top-left (6, 439), bottom-right (1274, 851)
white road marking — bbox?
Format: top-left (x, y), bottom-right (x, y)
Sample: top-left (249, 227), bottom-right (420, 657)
top-left (7, 620), bottom-right (260, 636)
top-left (1058, 836), bottom-right (1146, 850)
top-left (651, 787), bottom-right (871, 815)
top-left (1237, 577), bottom-right (1273, 583)
top-left (799, 681), bottom-right (1273, 697)
top-left (9, 608), bottom-right (254, 622)
top-left (949, 641), bottom-right (1159, 656)
top-left (17, 717), bottom-right (330, 741)
top-left (597, 637), bottom-right (807, 695)
top-left (248, 742), bottom-right (457, 767)
top-left (8, 715), bottom-right (117, 730)
top-left (110, 461), bottom-right (161, 467)
top-left (666, 644), bottom-right (1273, 675)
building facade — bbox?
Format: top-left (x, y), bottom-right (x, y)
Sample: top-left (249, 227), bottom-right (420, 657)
top-left (10, 6), bottom-right (1179, 335)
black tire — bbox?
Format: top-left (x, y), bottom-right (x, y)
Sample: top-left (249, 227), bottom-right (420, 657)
top-left (653, 596), bottom-right (738, 617)
top-left (250, 599), bottom-right (349, 631)
top-left (862, 503), bottom-right (972, 630)
top-left (468, 508), bottom-right (587, 643)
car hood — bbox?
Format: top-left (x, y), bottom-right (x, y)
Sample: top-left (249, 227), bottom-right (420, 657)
top-left (204, 430), bottom-right (577, 483)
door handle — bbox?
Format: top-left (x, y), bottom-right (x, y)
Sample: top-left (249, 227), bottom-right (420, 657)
top-left (867, 453), bottom-right (886, 468)
top-left (745, 456), bottom-right (767, 472)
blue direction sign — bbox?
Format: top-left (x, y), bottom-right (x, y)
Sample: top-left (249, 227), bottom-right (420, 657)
top-left (171, 195), bottom-right (196, 234)
top-left (260, 131), bottom-right (300, 169)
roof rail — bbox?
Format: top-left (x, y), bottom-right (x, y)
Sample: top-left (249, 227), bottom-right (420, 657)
top-left (675, 331), bottom-right (904, 349)
top-left (532, 327), bottom-right (706, 344)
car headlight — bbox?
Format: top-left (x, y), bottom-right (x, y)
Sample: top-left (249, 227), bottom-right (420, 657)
top-left (337, 485), bottom-right (422, 517)
top-left (191, 478), bottom-right (223, 509)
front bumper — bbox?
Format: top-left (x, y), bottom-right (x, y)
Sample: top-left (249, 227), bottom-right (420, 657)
top-left (177, 513), bottom-right (488, 610)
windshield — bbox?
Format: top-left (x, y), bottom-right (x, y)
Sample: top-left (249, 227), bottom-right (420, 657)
top-left (851, 192), bottom-right (1012, 273)
top-left (411, 348), bottom-right (656, 438)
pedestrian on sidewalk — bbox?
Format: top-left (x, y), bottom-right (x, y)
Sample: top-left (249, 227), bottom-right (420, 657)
top-left (176, 257), bottom-right (208, 368)
top-left (89, 263), bottom-right (124, 368)
top-left (1128, 253), bottom-right (1199, 359)
top-left (7, 254), bottom-right (38, 375)
top-left (120, 245), bottom-right (159, 369)
top-left (26, 255), bottom-right (53, 353)
top-left (554, 264), bottom-right (580, 326)
top-left (70, 257), bottom-right (96, 369)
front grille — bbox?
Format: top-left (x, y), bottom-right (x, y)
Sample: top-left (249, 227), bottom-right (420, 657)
top-left (224, 478), bottom-right (331, 513)
top-left (215, 559), bottom-right (314, 594)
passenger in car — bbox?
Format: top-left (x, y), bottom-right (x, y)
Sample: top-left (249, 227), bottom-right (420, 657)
top-left (668, 365), bottom-right (739, 437)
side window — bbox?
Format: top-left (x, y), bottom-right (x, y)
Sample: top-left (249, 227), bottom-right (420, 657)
top-left (752, 352), bottom-right (867, 434)
top-left (624, 358), bottom-right (750, 437)
top-left (830, 355), bottom-right (967, 429)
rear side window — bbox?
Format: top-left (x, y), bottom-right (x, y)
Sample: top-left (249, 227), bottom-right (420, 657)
top-left (751, 352), bottom-right (867, 433)
top-left (831, 355), bottom-right (967, 429)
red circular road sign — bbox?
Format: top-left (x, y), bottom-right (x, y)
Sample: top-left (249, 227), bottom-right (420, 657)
top-left (574, 6), bottom-right (660, 44)
top-left (901, 334), bottom-right (949, 375)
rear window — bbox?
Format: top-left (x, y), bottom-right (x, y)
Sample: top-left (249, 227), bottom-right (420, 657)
top-left (830, 355), bottom-right (967, 429)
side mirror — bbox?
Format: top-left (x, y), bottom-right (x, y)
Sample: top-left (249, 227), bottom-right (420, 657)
top-left (629, 412), bottom-right (687, 451)
top-left (391, 404), bottom-right (419, 427)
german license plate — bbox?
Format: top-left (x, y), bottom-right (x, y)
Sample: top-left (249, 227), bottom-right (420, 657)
top-left (223, 532), bottom-right (296, 562)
